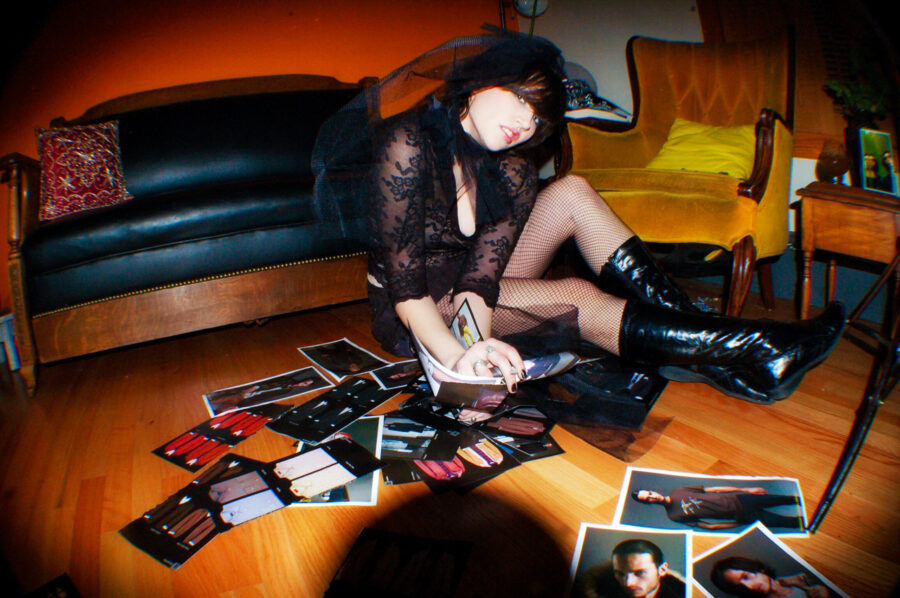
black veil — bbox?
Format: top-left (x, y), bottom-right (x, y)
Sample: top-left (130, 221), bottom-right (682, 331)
top-left (310, 32), bottom-right (567, 241)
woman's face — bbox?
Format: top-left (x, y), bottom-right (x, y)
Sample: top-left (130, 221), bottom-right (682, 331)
top-left (722, 568), bottom-right (773, 594)
top-left (460, 87), bottom-right (539, 151)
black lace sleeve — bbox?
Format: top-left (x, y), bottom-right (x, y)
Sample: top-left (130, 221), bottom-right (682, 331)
top-left (453, 153), bottom-right (538, 307)
top-left (368, 115), bottom-right (431, 305)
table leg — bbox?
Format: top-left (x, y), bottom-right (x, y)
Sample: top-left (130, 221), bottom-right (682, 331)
top-left (826, 259), bottom-right (837, 303)
top-left (801, 250), bottom-right (813, 319)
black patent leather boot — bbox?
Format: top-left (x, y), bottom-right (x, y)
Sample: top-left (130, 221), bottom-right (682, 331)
top-left (600, 236), bottom-right (700, 312)
top-left (618, 301), bottom-right (846, 403)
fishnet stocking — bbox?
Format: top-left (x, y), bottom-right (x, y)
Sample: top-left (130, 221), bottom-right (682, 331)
top-left (504, 174), bottom-right (634, 278)
top-left (437, 175), bottom-right (636, 354)
top-left (500, 175), bottom-right (636, 353)
top-left (441, 175), bottom-right (639, 354)
top-left (435, 277), bottom-right (625, 354)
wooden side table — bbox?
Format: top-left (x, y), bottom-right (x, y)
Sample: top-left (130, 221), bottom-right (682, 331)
top-left (796, 182), bottom-right (900, 319)
top-left (794, 181), bottom-right (900, 531)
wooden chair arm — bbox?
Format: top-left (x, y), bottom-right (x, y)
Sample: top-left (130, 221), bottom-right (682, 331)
top-left (1, 152), bottom-right (42, 249)
top-left (738, 108), bottom-right (790, 203)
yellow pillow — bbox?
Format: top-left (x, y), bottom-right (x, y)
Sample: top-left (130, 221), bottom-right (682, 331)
top-left (646, 118), bottom-right (756, 179)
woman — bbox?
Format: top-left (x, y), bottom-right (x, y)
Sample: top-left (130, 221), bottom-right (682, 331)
top-left (313, 33), bottom-right (845, 404)
top-left (710, 556), bottom-right (837, 597)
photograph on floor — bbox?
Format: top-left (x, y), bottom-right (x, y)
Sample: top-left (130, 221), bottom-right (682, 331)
top-left (203, 366), bottom-right (333, 416)
top-left (692, 522), bottom-right (848, 597)
top-left (614, 467), bottom-right (807, 536)
top-left (567, 523), bottom-right (690, 598)
top-left (299, 337), bottom-right (390, 381)
top-left (369, 358), bottom-right (424, 390)
top-left (292, 415), bottom-right (383, 506)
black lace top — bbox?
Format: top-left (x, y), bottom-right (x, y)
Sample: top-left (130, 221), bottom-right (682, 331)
top-left (366, 103), bottom-right (539, 354)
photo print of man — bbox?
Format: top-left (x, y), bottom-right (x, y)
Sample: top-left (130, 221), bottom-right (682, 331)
top-left (568, 524), bottom-right (689, 598)
top-left (614, 468), bottom-right (806, 536)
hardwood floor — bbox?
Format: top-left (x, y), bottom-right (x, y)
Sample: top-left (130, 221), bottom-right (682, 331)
top-left (0, 292), bottom-right (897, 597)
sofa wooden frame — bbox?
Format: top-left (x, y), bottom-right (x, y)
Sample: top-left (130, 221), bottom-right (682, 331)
top-left (2, 75), bottom-right (373, 395)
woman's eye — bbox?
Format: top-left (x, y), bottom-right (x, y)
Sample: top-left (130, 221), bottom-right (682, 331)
top-left (517, 94), bottom-right (526, 104)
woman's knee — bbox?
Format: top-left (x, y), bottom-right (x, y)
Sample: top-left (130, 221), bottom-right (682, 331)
top-left (554, 174), bottom-right (595, 195)
top-left (559, 277), bottom-right (603, 302)
top-left (542, 174), bottom-right (606, 208)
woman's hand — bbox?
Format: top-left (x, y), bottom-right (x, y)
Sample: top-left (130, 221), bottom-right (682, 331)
top-left (451, 338), bottom-right (525, 393)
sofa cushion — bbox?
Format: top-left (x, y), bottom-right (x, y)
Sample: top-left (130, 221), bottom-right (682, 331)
top-left (23, 181), bottom-right (366, 314)
top-left (36, 121), bottom-right (133, 221)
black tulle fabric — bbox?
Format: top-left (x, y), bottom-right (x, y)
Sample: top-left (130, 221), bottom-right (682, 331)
top-left (312, 33), bottom-right (567, 355)
top-left (312, 33), bottom-right (670, 436)
top-left (365, 103), bottom-right (538, 353)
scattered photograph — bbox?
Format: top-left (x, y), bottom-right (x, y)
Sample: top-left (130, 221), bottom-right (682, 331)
top-left (380, 413), bottom-right (459, 461)
top-left (567, 523), bottom-right (690, 598)
top-left (614, 467), bottom-right (807, 536)
top-left (415, 429), bottom-right (520, 494)
top-left (858, 128), bottom-right (897, 194)
top-left (299, 338), bottom-right (389, 381)
top-left (153, 404), bottom-right (290, 472)
top-left (203, 366), bottom-right (332, 416)
top-left (370, 359), bottom-right (423, 390)
top-left (293, 415), bottom-right (383, 506)
top-left (692, 522), bottom-right (848, 597)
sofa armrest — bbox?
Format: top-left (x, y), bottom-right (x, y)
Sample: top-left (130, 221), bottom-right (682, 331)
top-left (1, 152), bottom-right (41, 249)
top-left (738, 109), bottom-right (792, 203)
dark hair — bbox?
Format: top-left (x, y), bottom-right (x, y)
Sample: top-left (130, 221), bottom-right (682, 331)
top-left (631, 489), bottom-right (654, 503)
top-left (612, 539), bottom-right (664, 567)
top-left (710, 556), bottom-right (777, 597)
top-left (437, 37), bottom-right (568, 150)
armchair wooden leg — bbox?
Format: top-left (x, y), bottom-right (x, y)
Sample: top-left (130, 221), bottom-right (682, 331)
top-left (758, 261), bottom-right (776, 311)
top-left (726, 236), bottom-right (756, 317)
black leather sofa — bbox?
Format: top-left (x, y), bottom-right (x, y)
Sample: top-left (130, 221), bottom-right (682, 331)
top-left (2, 75), bottom-right (373, 393)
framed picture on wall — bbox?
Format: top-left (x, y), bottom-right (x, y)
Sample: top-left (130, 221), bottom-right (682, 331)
top-left (858, 128), bottom-right (898, 195)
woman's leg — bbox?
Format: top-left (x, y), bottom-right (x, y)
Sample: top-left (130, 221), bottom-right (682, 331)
top-left (496, 175), bottom-right (846, 403)
top-left (495, 276), bottom-right (627, 354)
top-left (505, 174), bottom-right (696, 311)
top-left (504, 174), bottom-right (633, 279)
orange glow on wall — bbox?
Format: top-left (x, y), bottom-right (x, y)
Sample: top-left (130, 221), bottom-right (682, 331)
top-left (0, 0), bottom-right (517, 310)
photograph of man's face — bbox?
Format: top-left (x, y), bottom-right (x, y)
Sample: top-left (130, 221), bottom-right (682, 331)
top-left (612, 547), bottom-right (669, 597)
top-left (568, 524), bottom-right (689, 598)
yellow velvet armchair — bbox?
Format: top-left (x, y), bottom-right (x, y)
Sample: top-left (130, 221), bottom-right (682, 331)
top-left (561, 32), bottom-right (794, 316)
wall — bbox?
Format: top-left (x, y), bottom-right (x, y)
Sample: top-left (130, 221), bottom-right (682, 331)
top-left (0, 0), bottom-right (510, 310)
top-left (518, 0), bottom-right (703, 114)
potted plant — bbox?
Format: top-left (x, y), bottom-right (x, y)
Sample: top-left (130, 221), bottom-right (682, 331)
top-left (825, 45), bottom-right (898, 186)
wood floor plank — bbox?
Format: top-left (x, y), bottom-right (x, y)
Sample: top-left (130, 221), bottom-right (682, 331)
top-left (0, 297), bottom-right (897, 597)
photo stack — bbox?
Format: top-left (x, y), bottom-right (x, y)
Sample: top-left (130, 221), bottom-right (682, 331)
top-left (566, 466), bottom-right (848, 597)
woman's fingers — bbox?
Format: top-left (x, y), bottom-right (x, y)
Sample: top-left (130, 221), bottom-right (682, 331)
top-left (458, 339), bottom-right (521, 393)
top-left (487, 339), bottom-right (526, 392)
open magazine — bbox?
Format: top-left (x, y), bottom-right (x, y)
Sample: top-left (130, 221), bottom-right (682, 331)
top-left (411, 299), bottom-right (578, 407)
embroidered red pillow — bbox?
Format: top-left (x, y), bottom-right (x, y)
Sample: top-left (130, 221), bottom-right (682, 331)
top-left (36, 121), bottom-right (133, 221)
